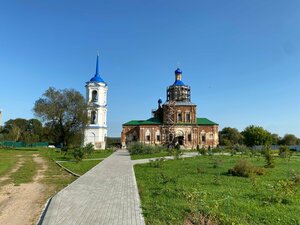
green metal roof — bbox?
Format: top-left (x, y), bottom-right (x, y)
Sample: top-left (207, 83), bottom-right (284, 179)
top-left (196, 118), bottom-right (218, 125)
top-left (123, 117), bottom-right (218, 126)
top-left (123, 118), bottom-right (162, 126)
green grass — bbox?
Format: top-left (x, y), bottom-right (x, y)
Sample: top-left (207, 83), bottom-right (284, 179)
top-left (60, 160), bottom-right (102, 175)
top-left (10, 156), bottom-right (38, 185)
top-left (45, 148), bottom-right (114, 161)
top-left (135, 155), bottom-right (300, 225)
top-left (131, 152), bottom-right (172, 160)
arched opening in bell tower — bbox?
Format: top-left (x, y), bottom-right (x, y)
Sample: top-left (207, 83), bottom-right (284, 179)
top-left (91, 111), bottom-right (97, 124)
top-left (92, 90), bottom-right (98, 102)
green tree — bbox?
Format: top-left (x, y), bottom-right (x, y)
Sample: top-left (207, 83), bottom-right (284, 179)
top-left (271, 133), bottom-right (281, 145)
top-left (33, 87), bottom-right (87, 149)
top-left (219, 127), bottom-right (243, 146)
top-left (241, 125), bottom-right (272, 147)
top-left (1, 118), bottom-right (44, 143)
top-left (280, 134), bottom-right (298, 146)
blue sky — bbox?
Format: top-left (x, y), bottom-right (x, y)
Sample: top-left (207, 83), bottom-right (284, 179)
top-left (0, 0), bottom-right (299, 137)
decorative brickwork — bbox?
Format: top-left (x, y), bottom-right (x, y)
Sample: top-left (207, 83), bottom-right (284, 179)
top-left (121, 68), bottom-right (219, 149)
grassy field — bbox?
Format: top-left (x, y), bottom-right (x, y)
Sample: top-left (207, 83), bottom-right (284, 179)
top-left (45, 148), bottom-right (114, 161)
top-left (60, 160), bottom-right (102, 175)
top-left (0, 148), bottom-right (76, 188)
top-left (135, 154), bottom-right (300, 225)
top-left (131, 152), bottom-right (172, 160)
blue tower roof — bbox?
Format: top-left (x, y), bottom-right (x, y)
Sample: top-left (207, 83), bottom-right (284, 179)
top-left (89, 55), bottom-right (106, 83)
top-left (175, 68), bottom-right (182, 74)
top-left (173, 67), bottom-right (185, 86)
top-left (173, 80), bottom-right (185, 86)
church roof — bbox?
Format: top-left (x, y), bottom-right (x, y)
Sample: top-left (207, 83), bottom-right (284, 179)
top-left (89, 55), bottom-right (106, 84)
top-left (123, 118), bottom-right (162, 126)
top-left (173, 80), bottom-right (185, 86)
top-left (123, 117), bottom-right (218, 126)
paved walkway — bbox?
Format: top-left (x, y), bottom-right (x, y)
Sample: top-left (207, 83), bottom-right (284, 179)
top-left (41, 150), bottom-right (145, 225)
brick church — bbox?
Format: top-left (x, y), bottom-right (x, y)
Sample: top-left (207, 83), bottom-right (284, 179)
top-left (121, 68), bottom-right (219, 149)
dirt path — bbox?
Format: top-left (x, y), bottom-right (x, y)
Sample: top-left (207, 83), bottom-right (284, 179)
top-left (0, 154), bottom-right (48, 225)
top-left (0, 155), bottom-right (24, 184)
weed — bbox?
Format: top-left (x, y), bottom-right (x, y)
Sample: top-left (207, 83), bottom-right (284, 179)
top-left (149, 158), bottom-right (165, 168)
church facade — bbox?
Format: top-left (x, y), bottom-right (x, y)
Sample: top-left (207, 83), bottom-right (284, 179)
top-left (121, 68), bottom-right (219, 149)
top-left (84, 55), bottom-right (108, 149)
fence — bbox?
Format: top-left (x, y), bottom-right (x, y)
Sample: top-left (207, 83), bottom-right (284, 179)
top-left (0, 141), bottom-right (49, 148)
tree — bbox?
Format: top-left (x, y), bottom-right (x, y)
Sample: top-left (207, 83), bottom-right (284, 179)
top-left (219, 127), bottom-right (243, 146)
top-left (33, 87), bottom-right (87, 148)
top-left (1, 118), bottom-right (44, 143)
top-left (271, 133), bottom-right (281, 145)
top-left (280, 134), bottom-right (298, 146)
top-left (241, 125), bottom-right (272, 147)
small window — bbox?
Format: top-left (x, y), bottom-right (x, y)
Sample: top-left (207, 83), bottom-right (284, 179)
top-left (188, 133), bottom-right (192, 142)
top-left (186, 112), bottom-right (190, 122)
top-left (146, 135), bottom-right (150, 141)
top-left (178, 112), bottom-right (182, 122)
top-left (156, 135), bottom-right (160, 142)
top-left (91, 111), bottom-right (96, 124)
top-left (202, 134), bottom-right (206, 142)
top-left (92, 90), bottom-right (98, 102)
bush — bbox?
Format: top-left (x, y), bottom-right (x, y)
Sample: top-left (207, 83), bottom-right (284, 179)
top-left (197, 147), bottom-right (208, 155)
top-left (149, 158), bottom-right (165, 168)
top-left (263, 146), bottom-right (275, 168)
top-left (168, 146), bottom-right (183, 159)
top-left (127, 142), bottom-right (165, 155)
top-left (279, 146), bottom-right (292, 159)
top-left (228, 159), bottom-right (265, 177)
top-left (71, 147), bottom-right (84, 162)
top-left (83, 143), bottom-right (94, 156)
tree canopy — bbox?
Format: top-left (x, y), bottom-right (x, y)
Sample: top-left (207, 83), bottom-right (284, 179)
top-left (1, 118), bottom-right (43, 143)
top-left (33, 87), bottom-right (87, 148)
top-left (219, 127), bottom-right (243, 146)
top-left (241, 125), bottom-right (272, 147)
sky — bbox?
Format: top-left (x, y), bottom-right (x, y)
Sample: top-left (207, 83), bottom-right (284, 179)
top-left (0, 0), bottom-right (300, 137)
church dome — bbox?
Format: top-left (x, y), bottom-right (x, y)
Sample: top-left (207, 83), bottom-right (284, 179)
top-left (175, 68), bottom-right (182, 74)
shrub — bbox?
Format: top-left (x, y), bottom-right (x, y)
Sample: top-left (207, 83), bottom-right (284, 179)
top-left (149, 158), bottom-right (165, 168)
top-left (83, 143), bottom-right (94, 156)
top-left (71, 147), bottom-right (84, 162)
top-left (279, 146), bottom-right (292, 160)
top-left (197, 147), bottom-right (208, 155)
top-left (228, 159), bottom-right (265, 177)
top-left (168, 146), bottom-right (183, 159)
top-left (184, 212), bottom-right (218, 225)
top-left (262, 146), bottom-right (275, 168)
top-left (127, 142), bottom-right (165, 155)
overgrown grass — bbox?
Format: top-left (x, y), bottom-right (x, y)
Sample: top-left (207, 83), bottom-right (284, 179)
top-left (60, 160), bottom-right (102, 175)
top-left (135, 155), bottom-right (300, 225)
top-left (10, 156), bottom-right (38, 185)
top-left (44, 148), bottom-right (114, 161)
top-left (131, 152), bottom-right (171, 160)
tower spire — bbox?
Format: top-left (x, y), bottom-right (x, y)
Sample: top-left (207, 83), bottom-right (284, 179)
top-left (95, 54), bottom-right (99, 76)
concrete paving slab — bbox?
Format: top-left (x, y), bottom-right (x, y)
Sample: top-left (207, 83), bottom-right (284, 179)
top-left (41, 150), bottom-right (145, 225)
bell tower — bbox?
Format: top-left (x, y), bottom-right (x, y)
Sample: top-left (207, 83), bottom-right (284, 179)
top-left (84, 55), bottom-right (108, 149)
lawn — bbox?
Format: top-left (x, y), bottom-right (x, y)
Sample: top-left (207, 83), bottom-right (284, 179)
top-left (134, 154), bottom-right (300, 225)
top-left (59, 160), bottom-right (102, 175)
top-left (45, 148), bottom-right (114, 161)
top-left (131, 151), bottom-right (172, 160)
top-left (0, 148), bottom-right (76, 189)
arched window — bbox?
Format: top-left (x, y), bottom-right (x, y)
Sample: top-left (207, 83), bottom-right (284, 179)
top-left (145, 130), bottom-right (151, 142)
top-left (91, 111), bottom-right (96, 124)
top-left (92, 90), bottom-right (98, 102)
top-left (186, 112), bottom-right (191, 122)
top-left (177, 111), bottom-right (182, 122)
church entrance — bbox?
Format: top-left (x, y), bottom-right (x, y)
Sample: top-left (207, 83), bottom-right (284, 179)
top-left (177, 136), bottom-right (184, 145)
